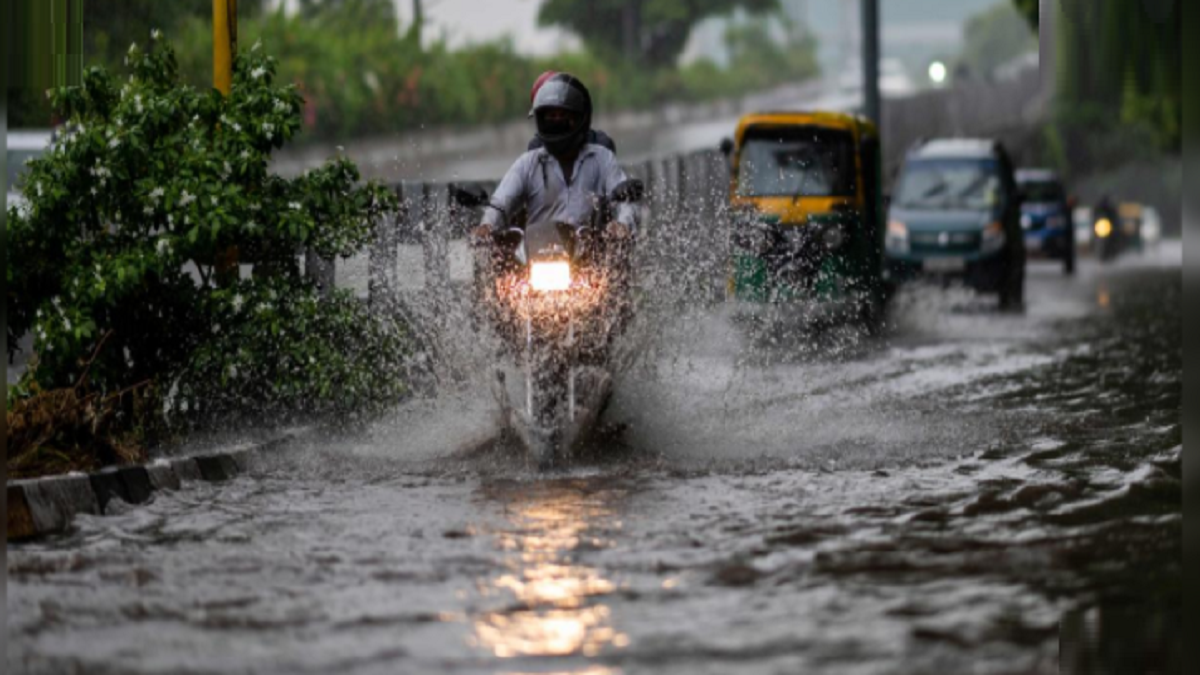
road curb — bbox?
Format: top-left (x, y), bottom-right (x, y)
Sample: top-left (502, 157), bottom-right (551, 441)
top-left (6, 430), bottom-right (305, 542)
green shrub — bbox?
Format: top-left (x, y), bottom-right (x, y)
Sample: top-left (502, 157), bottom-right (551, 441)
top-left (6, 33), bottom-right (407, 428)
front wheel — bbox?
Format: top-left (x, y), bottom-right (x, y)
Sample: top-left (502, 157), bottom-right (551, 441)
top-left (528, 342), bottom-right (569, 469)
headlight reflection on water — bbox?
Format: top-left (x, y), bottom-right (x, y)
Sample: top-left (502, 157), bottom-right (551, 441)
top-left (471, 483), bottom-right (630, 660)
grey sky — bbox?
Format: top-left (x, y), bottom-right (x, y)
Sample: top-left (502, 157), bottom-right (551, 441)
top-left (397, 0), bottom-right (1011, 68)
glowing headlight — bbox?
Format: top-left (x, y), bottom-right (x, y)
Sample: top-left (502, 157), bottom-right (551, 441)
top-left (530, 261), bottom-right (571, 292)
top-left (1094, 218), bottom-right (1113, 239)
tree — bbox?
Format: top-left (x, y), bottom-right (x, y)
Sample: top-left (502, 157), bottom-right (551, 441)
top-left (1011, 0), bottom-right (1037, 29)
top-left (538, 0), bottom-right (779, 69)
top-left (958, 2), bottom-right (1036, 79)
top-left (1052, 0), bottom-right (1180, 151)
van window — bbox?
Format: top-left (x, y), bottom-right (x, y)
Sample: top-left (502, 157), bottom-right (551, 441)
top-left (737, 126), bottom-right (856, 198)
top-left (1017, 179), bottom-right (1064, 203)
top-left (894, 158), bottom-right (1000, 211)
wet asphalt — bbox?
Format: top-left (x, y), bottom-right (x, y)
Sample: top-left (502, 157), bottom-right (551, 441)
top-left (6, 245), bottom-right (1181, 675)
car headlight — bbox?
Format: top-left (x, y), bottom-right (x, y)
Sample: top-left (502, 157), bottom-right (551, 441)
top-left (1020, 214), bottom-right (1033, 229)
top-left (886, 220), bottom-right (909, 254)
top-left (981, 221), bottom-right (1006, 254)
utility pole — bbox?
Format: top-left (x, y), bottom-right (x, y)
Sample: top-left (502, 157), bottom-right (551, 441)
top-left (213, 0), bottom-right (238, 95)
top-left (860, 0), bottom-right (880, 124)
top-left (213, 0), bottom-right (239, 285)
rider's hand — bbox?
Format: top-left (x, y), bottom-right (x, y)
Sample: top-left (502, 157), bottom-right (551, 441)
top-left (470, 223), bottom-right (493, 245)
top-left (605, 221), bottom-right (631, 240)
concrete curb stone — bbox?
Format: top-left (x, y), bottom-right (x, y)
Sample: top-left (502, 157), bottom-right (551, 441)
top-left (8, 484), bottom-right (37, 540)
top-left (171, 457), bottom-right (203, 482)
top-left (89, 467), bottom-right (133, 513)
top-left (194, 454), bottom-right (240, 482)
top-left (7, 430), bottom-right (304, 541)
top-left (146, 461), bottom-right (182, 491)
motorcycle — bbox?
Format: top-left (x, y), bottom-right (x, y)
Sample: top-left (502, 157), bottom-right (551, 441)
top-left (453, 179), bottom-right (643, 469)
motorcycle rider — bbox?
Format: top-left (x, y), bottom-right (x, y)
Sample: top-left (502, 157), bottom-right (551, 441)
top-left (472, 72), bottom-right (636, 247)
top-left (526, 71), bottom-right (617, 155)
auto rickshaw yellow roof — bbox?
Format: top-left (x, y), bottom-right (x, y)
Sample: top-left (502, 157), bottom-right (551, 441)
top-left (734, 110), bottom-right (878, 141)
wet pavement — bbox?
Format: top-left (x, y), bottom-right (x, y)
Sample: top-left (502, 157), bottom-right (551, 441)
top-left (7, 245), bottom-right (1181, 674)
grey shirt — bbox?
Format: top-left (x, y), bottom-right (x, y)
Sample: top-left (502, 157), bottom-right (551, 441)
top-left (482, 144), bottom-right (637, 239)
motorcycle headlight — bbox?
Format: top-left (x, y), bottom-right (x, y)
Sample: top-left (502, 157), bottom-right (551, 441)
top-left (530, 261), bottom-right (571, 292)
top-left (1094, 218), bottom-right (1113, 239)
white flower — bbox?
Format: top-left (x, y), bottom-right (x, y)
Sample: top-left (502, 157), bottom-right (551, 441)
top-left (211, 196), bottom-right (218, 206)
top-left (231, 294), bottom-right (245, 311)
top-left (262, 122), bottom-right (274, 135)
top-left (252, 39), bottom-right (263, 52)
top-left (249, 202), bottom-right (260, 212)
top-left (64, 318), bottom-right (72, 331)
top-left (149, 186), bottom-right (165, 201)
top-left (91, 186), bottom-right (98, 196)
top-left (179, 190), bottom-right (195, 207)
top-left (231, 121), bottom-right (242, 132)
top-left (251, 66), bottom-right (266, 80)
top-left (240, 149), bottom-right (250, 160)
top-left (128, 42), bottom-right (138, 55)
top-left (144, 205), bottom-right (154, 216)
top-left (289, 201), bottom-right (302, 211)
top-left (151, 28), bottom-right (161, 41)
top-left (108, 137), bottom-right (120, 149)
top-left (156, 238), bottom-right (171, 256)
top-left (35, 182), bottom-right (44, 197)
top-left (273, 99), bottom-right (288, 113)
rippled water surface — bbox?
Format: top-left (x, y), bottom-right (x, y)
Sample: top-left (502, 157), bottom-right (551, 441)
top-left (7, 248), bottom-right (1181, 674)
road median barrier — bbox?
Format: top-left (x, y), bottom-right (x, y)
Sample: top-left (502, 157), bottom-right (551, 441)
top-left (7, 430), bottom-right (305, 542)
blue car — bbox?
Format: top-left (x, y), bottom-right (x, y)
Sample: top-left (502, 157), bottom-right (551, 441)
top-left (1016, 169), bottom-right (1076, 275)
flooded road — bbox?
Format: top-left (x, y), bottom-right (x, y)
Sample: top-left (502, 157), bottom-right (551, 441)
top-left (7, 247), bottom-right (1181, 675)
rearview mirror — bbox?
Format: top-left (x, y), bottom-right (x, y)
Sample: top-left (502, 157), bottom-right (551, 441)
top-left (450, 183), bottom-right (489, 208)
top-left (719, 137), bottom-right (734, 157)
top-left (611, 178), bottom-right (645, 203)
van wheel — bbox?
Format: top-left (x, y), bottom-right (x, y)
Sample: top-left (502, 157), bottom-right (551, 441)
top-left (999, 256), bottom-right (1025, 311)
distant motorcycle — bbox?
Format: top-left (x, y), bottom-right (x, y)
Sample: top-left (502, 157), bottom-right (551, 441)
top-left (454, 179), bottom-right (643, 468)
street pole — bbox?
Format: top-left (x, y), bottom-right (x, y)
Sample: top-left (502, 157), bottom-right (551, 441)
top-left (861, 0), bottom-right (880, 125)
top-left (213, 0), bottom-right (239, 285)
top-left (213, 0), bottom-right (237, 96)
